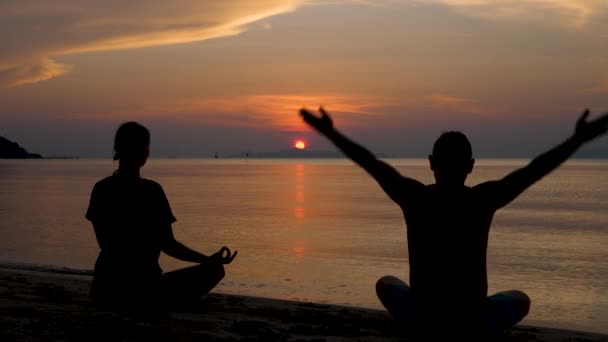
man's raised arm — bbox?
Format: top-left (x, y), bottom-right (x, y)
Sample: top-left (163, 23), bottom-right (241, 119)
top-left (300, 107), bottom-right (423, 205)
top-left (478, 109), bottom-right (608, 209)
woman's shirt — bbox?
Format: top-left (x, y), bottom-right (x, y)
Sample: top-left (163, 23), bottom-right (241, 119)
top-left (86, 173), bottom-right (176, 284)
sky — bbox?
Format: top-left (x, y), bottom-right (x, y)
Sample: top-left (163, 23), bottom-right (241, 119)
top-left (0, 0), bottom-right (607, 158)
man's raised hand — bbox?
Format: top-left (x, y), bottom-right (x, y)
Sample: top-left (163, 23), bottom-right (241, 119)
top-left (575, 109), bottom-right (608, 143)
top-left (300, 107), bottom-right (334, 135)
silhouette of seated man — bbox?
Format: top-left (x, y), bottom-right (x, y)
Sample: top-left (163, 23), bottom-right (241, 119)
top-left (86, 122), bottom-right (237, 312)
top-left (300, 107), bottom-right (608, 336)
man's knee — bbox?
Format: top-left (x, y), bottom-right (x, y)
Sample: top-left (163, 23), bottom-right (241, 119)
top-left (376, 275), bottom-right (399, 295)
top-left (376, 275), bottom-right (408, 300)
top-left (503, 290), bottom-right (531, 318)
top-left (375, 275), bottom-right (412, 321)
top-left (514, 291), bottom-right (531, 317)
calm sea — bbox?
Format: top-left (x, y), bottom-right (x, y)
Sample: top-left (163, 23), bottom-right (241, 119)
top-left (0, 159), bottom-right (606, 333)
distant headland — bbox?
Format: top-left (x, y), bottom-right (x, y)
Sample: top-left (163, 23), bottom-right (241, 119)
top-left (0, 137), bottom-right (43, 159)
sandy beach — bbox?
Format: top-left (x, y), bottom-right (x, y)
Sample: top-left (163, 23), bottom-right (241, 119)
top-left (1, 266), bottom-right (607, 341)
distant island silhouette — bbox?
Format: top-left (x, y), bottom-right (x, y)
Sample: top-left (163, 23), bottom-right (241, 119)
top-left (0, 137), bottom-right (42, 159)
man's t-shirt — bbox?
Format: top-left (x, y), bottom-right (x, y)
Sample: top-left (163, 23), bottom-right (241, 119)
top-left (86, 173), bottom-right (176, 291)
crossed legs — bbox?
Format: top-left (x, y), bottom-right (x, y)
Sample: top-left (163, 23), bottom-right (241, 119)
top-left (375, 275), bottom-right (530, 334)
top-left (161, 259), bottom-right (226, 307)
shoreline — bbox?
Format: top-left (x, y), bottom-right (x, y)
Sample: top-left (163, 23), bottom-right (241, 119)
top-left (1, 265), bottom-right (607, 341)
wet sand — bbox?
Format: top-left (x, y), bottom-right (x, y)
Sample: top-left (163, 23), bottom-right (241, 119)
top-left (1, 267), bottom-right (607, 341)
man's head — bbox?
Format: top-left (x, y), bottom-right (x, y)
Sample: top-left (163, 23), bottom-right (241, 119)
top-left (429, 131), bottom-right (474, 187)
top-left (114, 122), bottom-right (150, 167)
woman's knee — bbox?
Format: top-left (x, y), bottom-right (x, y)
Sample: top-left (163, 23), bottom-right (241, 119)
top-left (193, 260), bottom-right (225, 282)
top-left (214, 262), bottom-right (226, 280)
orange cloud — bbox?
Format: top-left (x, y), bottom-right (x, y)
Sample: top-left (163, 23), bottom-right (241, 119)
top-left (62, 90), bottom-right (505, 130)
top-left (0, 59), bottom-right (71, 88)
top-left (430, 93), bottom-right (489, 116)
top-left (85, 91), bottom-right (504, 132)
top-left (104, 93), bottom-right (391, 131)
top-left (583, 74), bottom-right (608, 93)
top-left (0, 1), bottom-right (303, 87)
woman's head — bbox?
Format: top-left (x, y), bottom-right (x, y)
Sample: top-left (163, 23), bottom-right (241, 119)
top-left (113, 122), bottom-right (150, 166)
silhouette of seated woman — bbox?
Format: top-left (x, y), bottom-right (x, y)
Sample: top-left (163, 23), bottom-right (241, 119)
top-left (300, 107), bottom-right (608, 337)
top-left (86, 122), bottom-right (237, 312)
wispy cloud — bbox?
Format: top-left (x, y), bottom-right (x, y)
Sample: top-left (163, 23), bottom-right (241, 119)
top-left (583, 73), bottom-right (608, 94)
top-left (57, 93), bottom-right (389, 132)
top-left (63, 91), bottom-right (499, 131)
top-left (0, 0), bottom-right (303, 87)
top-left (0, 59), bottom-right (71, 87)
top-left (435, 0), bottom-right (606, 28)
top-left (131, 93), bottom-right (390, 131)
top-left (430, 93), bottom-right (489, 116)
top-left (2, 0), bottom-right (604, 88)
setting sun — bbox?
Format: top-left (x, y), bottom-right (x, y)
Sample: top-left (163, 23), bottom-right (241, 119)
top-left (294, 140), bottom-right (306, 150)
